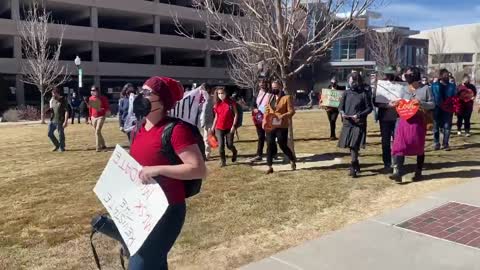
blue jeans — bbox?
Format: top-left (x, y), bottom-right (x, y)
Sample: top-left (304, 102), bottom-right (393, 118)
top-left (48, 122), bottom-right (65, 150)
top-left (433, 109), bottom-right (453, 147)
top-left (128, 204), bottom-right (186, 270)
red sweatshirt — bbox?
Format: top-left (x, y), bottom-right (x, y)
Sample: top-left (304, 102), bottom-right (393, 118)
top-left (88, 96), bottom-right (110, 118)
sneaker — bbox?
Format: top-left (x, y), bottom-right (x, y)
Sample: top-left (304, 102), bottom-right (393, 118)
top-left (249, 156), bottom-right (262, 162)
top-left (443, 145), bottom-right (451, 151)
top-left (457, 131), bottom-right (462, 136)
top-left (51, 147), bottom-right (59, 152)
top-left (466, 133), bottom-right (471, 137)
top-left (266, 167), bottom-right (274, 174)
top-left (58, 148), bottom-right (65, 152)
top-left (434, 144), bottom-right (441, 151)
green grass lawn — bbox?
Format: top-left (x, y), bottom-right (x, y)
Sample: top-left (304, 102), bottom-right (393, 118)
top-left (0, 110), bottom-right (479, 270)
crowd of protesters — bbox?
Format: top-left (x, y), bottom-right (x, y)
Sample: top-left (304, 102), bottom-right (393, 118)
top-left (40, 68), bottom-right (479, 269)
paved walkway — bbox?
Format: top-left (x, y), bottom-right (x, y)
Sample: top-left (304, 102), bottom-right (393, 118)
top-left (241, 178), bottom-right (480, 270)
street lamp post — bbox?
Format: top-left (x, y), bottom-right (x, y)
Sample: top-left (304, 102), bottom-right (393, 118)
top-left (74, 56), bottom-right (82, 89)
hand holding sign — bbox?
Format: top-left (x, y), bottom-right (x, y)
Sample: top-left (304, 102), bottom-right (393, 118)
top-left (396, 99), bottom-right (420, 120)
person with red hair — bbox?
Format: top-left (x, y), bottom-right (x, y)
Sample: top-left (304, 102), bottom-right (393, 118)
top-left (128, 76), bottom-right (207, 270)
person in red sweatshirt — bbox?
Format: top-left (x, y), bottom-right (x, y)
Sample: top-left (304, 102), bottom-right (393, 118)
top-left (88, 86), bottom-right (110, 151)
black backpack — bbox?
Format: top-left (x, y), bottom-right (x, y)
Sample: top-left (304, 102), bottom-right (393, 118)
top-left (90, 118), bottom-right (206, 269)
top-left (159, 118), bottom-right (206, 198)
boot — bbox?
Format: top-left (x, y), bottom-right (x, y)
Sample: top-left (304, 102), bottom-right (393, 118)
top-left (390, 165), bottom-right (402, 183)
top-left (353, 160), bottom-right (360, 173)
top-left (349, 162), bottom-right (358, 178)
top-left (412, 155), bottom-right (425, 182)
top-left (389, 156), bottom-right (404, 183)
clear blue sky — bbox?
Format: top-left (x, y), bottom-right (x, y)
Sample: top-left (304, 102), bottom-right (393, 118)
top-left (371, 0), bottom-right (480, 30)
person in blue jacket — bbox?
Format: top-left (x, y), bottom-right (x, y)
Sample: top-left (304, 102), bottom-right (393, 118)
top-left (431, 69), bottom-right (456, 151)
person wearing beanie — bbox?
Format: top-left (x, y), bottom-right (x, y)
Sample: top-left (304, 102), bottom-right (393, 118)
top-left (129, 76), bottom-right (207, 270)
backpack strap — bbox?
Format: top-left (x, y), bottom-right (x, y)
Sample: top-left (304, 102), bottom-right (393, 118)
top-left (90, 230), bottom-right (102, 270)
top-left (160, 119), bottom-right (182, 165)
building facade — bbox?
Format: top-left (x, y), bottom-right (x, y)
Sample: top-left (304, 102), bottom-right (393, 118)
top-left (328, 17), bottom-right (429, 83)
top-left (0, 0), bottom-right (231, 106)
top-left (411, 23), bottom-right (480, 83)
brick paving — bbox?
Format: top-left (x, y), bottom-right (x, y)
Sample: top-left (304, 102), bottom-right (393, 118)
top-left (398, 202), bottom-right (480, 248)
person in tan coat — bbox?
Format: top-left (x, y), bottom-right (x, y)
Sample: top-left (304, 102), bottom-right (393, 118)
top-left (263, 80), bottom-right (296, 174)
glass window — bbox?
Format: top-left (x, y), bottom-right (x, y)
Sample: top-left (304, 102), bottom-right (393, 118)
top-left (331, 38), bottom-right (357, 60)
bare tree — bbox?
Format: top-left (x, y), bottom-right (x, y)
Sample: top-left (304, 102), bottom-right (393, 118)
top-left (366, 26), bottom-right (404, 74)
top-left (176, 0), bottom-right (379, 92)
top-left (227, 45), bottom-right (275, 97)
top-left (174, 0), bottom-right (379, 154)
top-left (472, 25), bottom-right (480, 84)
top-left (428, 27), bottom-right (465, 80)
top-left (429, 27), bottom-right (448, 71)
top-left (227, 49), bottom-right (261, 95)
top-left (18, 0), bottom-right (69, 123)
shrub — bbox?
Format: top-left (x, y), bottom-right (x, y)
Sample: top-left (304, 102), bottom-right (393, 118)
top-left (2, 109), bottom-right (19, 122)
top-left (17, 105), bottom-right (41, 121)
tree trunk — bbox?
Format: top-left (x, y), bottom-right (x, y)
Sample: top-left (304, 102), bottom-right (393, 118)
top-left (40, 86), bottom-right (45, 124)
top-left (281, 75), bottom-right (295, 158)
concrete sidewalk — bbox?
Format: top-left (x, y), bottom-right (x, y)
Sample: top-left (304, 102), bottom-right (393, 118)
top-left (241, 179), bottom-right (480, 270)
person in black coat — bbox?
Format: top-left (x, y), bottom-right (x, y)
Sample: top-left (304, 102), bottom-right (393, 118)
top-left (337, 72), bottom-right (373, 178)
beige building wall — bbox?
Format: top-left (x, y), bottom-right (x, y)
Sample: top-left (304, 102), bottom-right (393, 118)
top-left (0, 0), bottom-right (231, 105)
top-left (412, 23), bottom-right (480, 81)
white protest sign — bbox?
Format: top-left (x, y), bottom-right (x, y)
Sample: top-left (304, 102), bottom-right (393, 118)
top-left (375, 80), bottom-right (408, 103)
top-left (169, 86), bottom-right (207, 126)
top-left (93, 145), bottom-right (169, 255)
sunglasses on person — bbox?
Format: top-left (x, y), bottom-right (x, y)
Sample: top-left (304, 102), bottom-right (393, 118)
top-left (139, 88), bottom-right (158, 97)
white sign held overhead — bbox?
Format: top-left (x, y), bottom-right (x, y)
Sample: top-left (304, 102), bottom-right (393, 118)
top-left (375, 80), bottom-right (409, 104)
top-left (93, 145), bottom-right (169, 256)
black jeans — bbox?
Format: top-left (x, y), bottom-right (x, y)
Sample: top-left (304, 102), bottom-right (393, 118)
top-left (128, 204), bottom-right (186, 270)
top-left (70, 108), bottom-right (80, 124)
top-left (215, 129), bottom-right (237, 163)
top-left (255, 125), bottom-right (277, 157)
top-left (327, 109), bottom-right (339, 138)
top-left (457, 108), bottom-right (473, 133)
top-left (266, 128), bottom-right (295, 166)
top-left (379, 120), bottom-right (396, 168)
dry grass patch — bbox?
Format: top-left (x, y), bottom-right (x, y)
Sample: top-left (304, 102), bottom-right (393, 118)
top-left (0, 111), bottom-right (479, 269)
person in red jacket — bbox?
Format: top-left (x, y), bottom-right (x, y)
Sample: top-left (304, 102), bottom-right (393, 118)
top-left (88, 86), bottom-right (110, 151)
top-left (129, 76), bottom-right (207, 270)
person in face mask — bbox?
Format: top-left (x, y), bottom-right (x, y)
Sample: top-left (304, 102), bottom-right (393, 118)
top-left (374, 66), bottom-right (400, 174)
top-left (263, 80), bottom-right (296, 174)
top-left (128, 76), bottom-right (207, 270)
top-left (211, 86), bottom-right (238, 167)
top-left (390, 67), bottom-right (435, 183)
top-left (337, 72), bottom-right (373, 178)
top-left (431, 68), bottom-right (457, 151)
